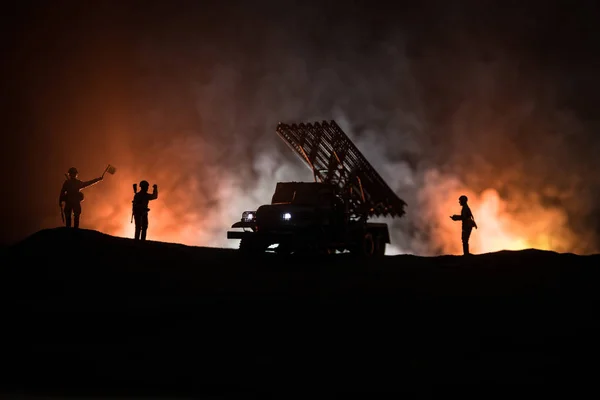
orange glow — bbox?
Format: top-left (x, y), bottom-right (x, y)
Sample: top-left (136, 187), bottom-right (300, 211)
top-left (416, 169), bottom-right (582, 255)
top-left (61, 138), bottom-right (590, 256)
top-left (55, 132), bottom-right (259, 249)
top-left (85, 169), bottom-right (243, 248)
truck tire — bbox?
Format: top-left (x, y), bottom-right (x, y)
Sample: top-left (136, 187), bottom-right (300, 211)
top-left (239, 237), bottom-right (267, 255)
top-left (275, 242), bottom-right (293, 255)
top-left (361, 232), bottom-right (375, 257)
top-left (374, 235), bottom-right (386, 256)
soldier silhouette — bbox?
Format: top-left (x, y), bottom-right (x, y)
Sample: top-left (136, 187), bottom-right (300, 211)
top-left (132, 180), bottom-right (158, 241)
top-left (59, 167), bottom-right (104, 228)
top-left (450, 195), bottom-right (478, 256)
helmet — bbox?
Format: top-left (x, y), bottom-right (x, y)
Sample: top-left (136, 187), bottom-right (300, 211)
top-left (139, 180), bottom-right (149, 188)
top-left (459, 195), bottom-right (468, 203)
top-left (67, 167), bottom-right (78, 176)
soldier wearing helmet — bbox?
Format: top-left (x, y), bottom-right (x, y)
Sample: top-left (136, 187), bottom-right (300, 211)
top-left (450, 195), bottom-right (478, 256)
top-left (58, 167), bottom-right (104, 228)
top-left (132, 180), bottom-right (159, 241)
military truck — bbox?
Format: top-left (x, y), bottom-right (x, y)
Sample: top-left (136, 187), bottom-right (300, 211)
top-left (227, 120), bottom-right (407, 256)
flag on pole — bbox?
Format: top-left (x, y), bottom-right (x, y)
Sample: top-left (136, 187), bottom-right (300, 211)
top-left (102, 164), bottom-right (117, 178)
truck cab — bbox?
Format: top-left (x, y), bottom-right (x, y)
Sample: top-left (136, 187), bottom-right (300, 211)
top-left (227, 181), bottom-right (388, 256)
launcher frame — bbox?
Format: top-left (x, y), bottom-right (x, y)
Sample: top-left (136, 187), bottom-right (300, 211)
top-left (275, 120), bottom-right (407, 221)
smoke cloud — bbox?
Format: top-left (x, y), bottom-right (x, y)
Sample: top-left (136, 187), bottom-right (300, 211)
top-left (3, 1), bottom-right (599, 255)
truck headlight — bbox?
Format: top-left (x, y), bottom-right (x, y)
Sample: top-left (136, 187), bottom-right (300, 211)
top-left (282, 212), bottom-right (292, 221)
top-left (242, 211), bottom-right (256, 222)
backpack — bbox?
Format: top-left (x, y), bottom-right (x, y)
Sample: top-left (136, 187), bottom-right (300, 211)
top-left (132, 192), bottom-right (149, 213)
top-left (61, 178), bottom-right (85, 203)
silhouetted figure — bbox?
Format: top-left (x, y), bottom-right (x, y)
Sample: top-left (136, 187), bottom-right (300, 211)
top-left (59, 167), bottom-right (104, 228)
top-left (450, 195), bottom-right (478, 256)
top-left (132, 180), bottom-right (158, 241)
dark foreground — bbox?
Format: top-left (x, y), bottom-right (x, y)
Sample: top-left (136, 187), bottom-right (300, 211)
top-left (1, 228), bottom-right (599, 397)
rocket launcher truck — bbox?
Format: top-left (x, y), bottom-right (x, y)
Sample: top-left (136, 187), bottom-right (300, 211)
top-left (227, 120), bottom-right (407, 256)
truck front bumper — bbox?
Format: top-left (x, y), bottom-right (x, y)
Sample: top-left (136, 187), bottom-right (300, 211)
top-left (227, 230), bottom-right (252, 240)
top-left (226, 230), bottom-right (294, 240)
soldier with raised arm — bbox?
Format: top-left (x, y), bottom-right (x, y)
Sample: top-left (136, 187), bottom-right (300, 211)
top-left (58, 167), bottom-right (104, 229)
top-left (132, 180), bottom-right (159, 241)
top-left (450, 195), bottom-right (478, 256)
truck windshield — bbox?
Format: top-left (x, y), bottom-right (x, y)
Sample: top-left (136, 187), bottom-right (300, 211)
top-left (271, 183), bottom-right (333, 205)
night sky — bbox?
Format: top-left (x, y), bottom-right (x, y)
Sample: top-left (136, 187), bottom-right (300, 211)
top-left (2, 0), bottom-right (599, 255)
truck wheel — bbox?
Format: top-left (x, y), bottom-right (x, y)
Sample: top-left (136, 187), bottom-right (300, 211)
top-left (374, 235), bottom-right (386, 256)
top-left (239, 238), bottom-right (267, 255)
top-left (361, 233), bottom-right (375, 257)
top-left (275, 243), bottom-right (293, 255)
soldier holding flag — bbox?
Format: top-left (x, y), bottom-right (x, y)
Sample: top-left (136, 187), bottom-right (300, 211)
top-left (58, 164), bottom-right (116, 228)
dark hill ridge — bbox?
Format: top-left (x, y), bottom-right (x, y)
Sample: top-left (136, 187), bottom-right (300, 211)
top-left (1, 228), bottom-right (599, 396)
top-left (3, 228), bottom-right (597, 297)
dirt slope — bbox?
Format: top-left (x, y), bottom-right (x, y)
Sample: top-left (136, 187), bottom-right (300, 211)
top-left (1, 228), bottom-right (599, 396)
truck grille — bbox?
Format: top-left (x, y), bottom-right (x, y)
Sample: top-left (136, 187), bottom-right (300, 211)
top-left (256, 207), bottom-right (283, 230)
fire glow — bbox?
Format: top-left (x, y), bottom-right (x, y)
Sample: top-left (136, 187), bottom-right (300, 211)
top-left (87, 168), bottom-right (237, 248)
top-left (78, 156), bottom-right (584, 256)
top-left (415, 169), bottom-right (580, 256)
top-left (437, 189), bottom-right (564, 254)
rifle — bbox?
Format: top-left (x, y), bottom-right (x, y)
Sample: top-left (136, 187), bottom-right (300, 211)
top-left (60, 173), bottom-right (69, 224)
top-left (131, 183), bottom-right (137, 223)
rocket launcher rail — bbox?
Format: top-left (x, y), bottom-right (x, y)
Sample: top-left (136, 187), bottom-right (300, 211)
top-left (276, 120), bottom-right (407, 219)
